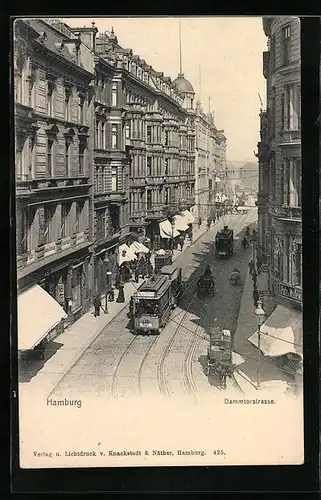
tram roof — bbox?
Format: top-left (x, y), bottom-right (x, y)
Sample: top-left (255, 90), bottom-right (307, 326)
top-left (135, 275), bottom-right (170, 298)
top-left (161, 264), bottom-right (180, 276)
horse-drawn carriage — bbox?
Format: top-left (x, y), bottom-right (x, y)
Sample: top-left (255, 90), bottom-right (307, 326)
top-left (206, 327), bottom-right (235, 389)
top-left (229, 268), bottom-right (241, 285)
top-left (197, 266), bottom-right (215, 298)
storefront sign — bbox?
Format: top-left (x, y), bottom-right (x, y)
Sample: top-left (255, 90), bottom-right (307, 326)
top-left (280, 283), bottom-right (302, 303)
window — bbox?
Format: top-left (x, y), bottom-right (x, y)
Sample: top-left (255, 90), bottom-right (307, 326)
top-left (112, 82), bottom-right (117, 106)
top-left (75, 201), bottom-right (84, 233)
top-left (96, 210), bottom-right (106, 240)
top-left (165, 130), bottom-right (169, 146)
top-left (281, 92), bottom-right (285, 131)
top-left (47, 138), bottom-right (54, 177)
top-left (125, 123), bottom-right (130, 142)
top-left (164, 188), bottom-right (169, 205)
top-left (61, 203), bottom-right (71, 238)
top-left (44, 205), bottom-right (54, 244)
top-left (21, 207), bottom-right (35, 253)
top-left (147, 190), bottom-right (152, 210)
top-left (64, 140), bottom-right (70, 176)
top-left (269, 95), bottom-right (275, 138)
top-left (64, 88), bottom-right (71, 121)
top-left (111, 167), bottom-right (117, 191)
top-left (164, 158), bottom-right (169, 176)
top-left (281, 25), bottom-right (291, 66)
top-left (283, 158), bottom-right (301, 207)
top-left (292, 239), bottom-right (302, 286)
top-left (95, 118), bottom-right (99, 148)
top-left (15, 70), bottom-right (22, 103)
top-left (100, 121), bottom-right (105, 149)
top-left (78, 95), bottom-right (85, 123)
top-left (78, 142), bottom-right (85, 175)
top-left (270, 35), bottom-right (276, 72)
top-left (147, 125), bottom-right (152, 143)
top-left (112, 125), bottom-right (118, 149)
top-left (47, 81), bottom-right (54, 116)
top-left (147, 157), bottom-right (152, 177)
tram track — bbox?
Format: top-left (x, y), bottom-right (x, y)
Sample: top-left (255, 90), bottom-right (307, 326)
top-left (113, 212), bottom-right (255, 399)
top-left (179, 213), bottom-right (255, 399)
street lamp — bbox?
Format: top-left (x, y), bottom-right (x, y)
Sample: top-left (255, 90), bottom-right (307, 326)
top-left (171, 219), bottom-right (175, 255)
top-left (255, 299), bottom-right (265, 390)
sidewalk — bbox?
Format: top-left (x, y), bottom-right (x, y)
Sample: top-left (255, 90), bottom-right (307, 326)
top-left (232, 269), bottom-right (292, 392)
top-left (19, 222), bottom-right (209, 396)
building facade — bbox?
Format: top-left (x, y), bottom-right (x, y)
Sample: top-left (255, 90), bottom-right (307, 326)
top-left (258, 16), bottom-right (302, 310)
top-left (194, 101), bottom-right (227, 221)
top-left (91, 30), bottom-right (195, 247)
top-left (15, 18), bottom-right (95, 324)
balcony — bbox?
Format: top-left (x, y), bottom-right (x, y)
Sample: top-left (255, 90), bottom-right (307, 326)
top-left (270, 204), bottom-right (301, 221)
top-left (279, 129), bottom-right (301, 146)
top-left (16, 176), bottom-right (91, 195)
top-left (107, 190), bottom-right (127, 204)
top-left (17, 232), bottom-right (90, 274)
top-left (145, 207), bottom-right (165, 219)
top-left (279, 282), bottom-right (302, 305)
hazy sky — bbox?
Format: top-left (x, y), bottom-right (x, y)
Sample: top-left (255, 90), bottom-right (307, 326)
top-left (63, 17), bottom-right (267, 162)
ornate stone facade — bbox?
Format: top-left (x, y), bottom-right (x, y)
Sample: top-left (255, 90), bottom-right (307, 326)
top-left (15, 18), bottom-right (95, 323)
top-left (258, 17), bottom-right (302, 310)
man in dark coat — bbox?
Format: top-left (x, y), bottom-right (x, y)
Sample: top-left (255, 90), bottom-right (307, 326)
top-left (93, 293), bottom-right (101, 317)
top-left (253, 287), bottom-right (260, 307)
top-left (248, 260), bottom-right (255, 275)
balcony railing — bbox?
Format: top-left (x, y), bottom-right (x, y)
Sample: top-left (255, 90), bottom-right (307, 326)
top-left (270, 204), bottom-right (301, 220)
top-left (17, 232), bottom-right (90, 270)
top-left (279, 129), bottom-right (301, 145)
top-left (279, 282), bottom-right (302, 304)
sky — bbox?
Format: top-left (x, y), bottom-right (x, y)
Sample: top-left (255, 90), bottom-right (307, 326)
top-left (63, 17), bottom-right (267, 162)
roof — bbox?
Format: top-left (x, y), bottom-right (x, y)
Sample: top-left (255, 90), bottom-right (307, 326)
top-left (172, 73), bottom-right (194, 94)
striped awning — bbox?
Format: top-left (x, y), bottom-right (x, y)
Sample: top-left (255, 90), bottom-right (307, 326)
top-left (159, 220), bottom-right (180, 239)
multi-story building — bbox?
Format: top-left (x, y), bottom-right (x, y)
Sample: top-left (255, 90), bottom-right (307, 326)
top-left (257, 16), bottom-right (302, 311)
top-left (82, 29), bottom-right (196, 247)
top-left (15, 18), bottom-right (95, 328)
top-left (194, 100), bottom-right (227, 221)
top-left (67, 25), bottom-right (131, 296)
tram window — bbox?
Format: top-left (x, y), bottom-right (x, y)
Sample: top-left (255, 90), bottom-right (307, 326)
top-left (137, 299), bottom-right (158, 315)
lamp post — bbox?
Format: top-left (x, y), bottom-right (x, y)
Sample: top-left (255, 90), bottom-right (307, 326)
top-left (104, 256), bottom-right (110, 314)
top-left (171, 219), bottom-right (175, 255)
top-left (255, 299), bottom-right (265, 390)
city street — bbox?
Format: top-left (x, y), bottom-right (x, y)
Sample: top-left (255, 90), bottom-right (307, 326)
top-left (52, 209), bottom-right (257, 402)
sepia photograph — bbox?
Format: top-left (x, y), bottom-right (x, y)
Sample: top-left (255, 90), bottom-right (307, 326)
top-left (13, 16), bottom-right (304, 469)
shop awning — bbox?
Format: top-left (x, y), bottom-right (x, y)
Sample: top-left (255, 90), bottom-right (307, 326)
top-left (181, 210), bottom-right (195, 224)
top-left (248, 305), bottom-right (302, 359)
top-left (118, 243), bottom-right (137, 265)
top-left (129, 241), bottom-right (149, 254)
top-left (159, 220), bottom-right (180, 239)
top-left (173, 214), bottom-right (189, 232)
top-left (18, 285), bottom-right (67, 351)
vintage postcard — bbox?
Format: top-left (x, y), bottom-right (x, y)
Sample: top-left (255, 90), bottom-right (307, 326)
top-left (14, 16), bottom-right (304, 468)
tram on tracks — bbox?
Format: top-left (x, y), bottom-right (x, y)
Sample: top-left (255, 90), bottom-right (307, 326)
top-left (215, 226), bottom-right (234, 259)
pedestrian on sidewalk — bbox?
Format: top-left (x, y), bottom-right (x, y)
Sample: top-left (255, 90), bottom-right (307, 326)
top-left (252, 286), bottom-right (260, 307)
top-left (248, 259), bottom-right (255, 275)
top-left (256, 256), bottom-right (262, 275)
top-left (93, 293), bottom-right (101, 317)
top-left (198, 217), bottom-right (202, 229)
top-left (116, 282), bottom-right (125, 303)
top-left (252, 269), bottom-right (258, 287)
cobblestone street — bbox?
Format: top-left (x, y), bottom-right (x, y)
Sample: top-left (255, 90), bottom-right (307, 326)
top-left (51, 210), bottom-right (257, 402)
